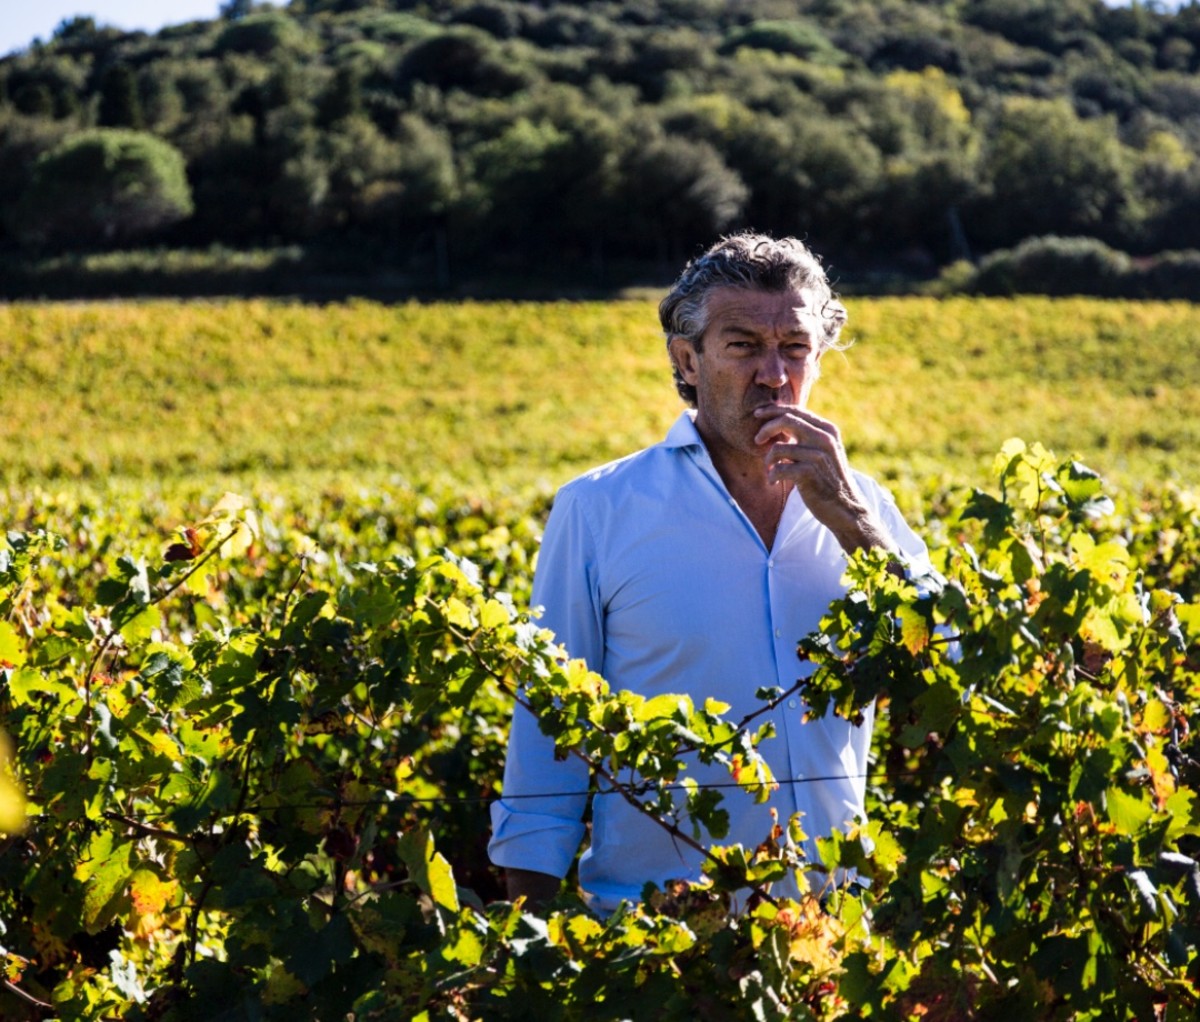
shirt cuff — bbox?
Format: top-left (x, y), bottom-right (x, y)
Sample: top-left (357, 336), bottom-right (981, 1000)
top-left (488, 800), bottom-right (588, 880)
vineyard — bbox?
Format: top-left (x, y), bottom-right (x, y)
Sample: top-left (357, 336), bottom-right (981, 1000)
top-left (1, 297), bottom-right (1198, 488)
top-left (1, 299), bottom-right (1200, 1019)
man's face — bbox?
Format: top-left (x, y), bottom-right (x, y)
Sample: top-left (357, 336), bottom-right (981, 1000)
top-left (670, 286), bottom-right (826, 463)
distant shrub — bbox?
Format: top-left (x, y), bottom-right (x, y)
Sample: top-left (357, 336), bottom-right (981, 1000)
top-left (970, 235), bottom-right (1132, 297)
top-left (395, 29), bottom-right (535, 98)
top-left (449, 1), bottom-right (524, 39)
top-left (8, 129), bottom-right (193, 249)
top-left (350, 10), bottom-right (442, 45)
top-left (720, 19), bottom-right (845, 64)
top-left (214, 12), bottom-right (307, 55)
top-left (1132, 249), bottom-right (1200, 300)
top-left (927, 258), bottom-right (975, 296)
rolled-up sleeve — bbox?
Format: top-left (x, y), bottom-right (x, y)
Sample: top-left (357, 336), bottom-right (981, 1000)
top-left (488, 487), bottom-right (603, 878)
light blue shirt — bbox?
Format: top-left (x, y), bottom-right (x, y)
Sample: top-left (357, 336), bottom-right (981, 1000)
top-left (489, 412), bottom-right (930, 912)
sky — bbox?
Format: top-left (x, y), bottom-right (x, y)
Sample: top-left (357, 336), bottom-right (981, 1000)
top-left (1, 1), bottom-right (283, 59)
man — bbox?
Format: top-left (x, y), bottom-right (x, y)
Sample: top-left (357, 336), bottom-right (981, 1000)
top-left (488, 232), bottom-right (930, 913)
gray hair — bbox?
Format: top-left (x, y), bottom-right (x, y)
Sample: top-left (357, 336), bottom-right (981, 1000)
top-left (659, 232), bottom-right (848, 405)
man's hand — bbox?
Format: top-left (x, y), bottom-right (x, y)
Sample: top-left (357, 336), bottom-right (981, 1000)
top-left (754, 405), bottom-right (899, 557)
top-left (505, 867), bottom-right (561, 911)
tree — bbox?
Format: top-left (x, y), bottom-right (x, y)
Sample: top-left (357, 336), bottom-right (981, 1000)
top-left (215, 12), bottom-right (309, 57)
top-left (98, 63), bottom-right (144, 129)
top-left (9, 129), bottom-right (193, 248)
top-left (318, 65), bottom-right (363, 125)
top-left (0, 109), bottom-right (71, 244)
top-left (617, 129), bottom-right (748, 263)
top-left (970, 97), bottom-right (1136, 251)
top-left (395, 29), bottom-right (535, 98)
top-left (220, 0), bottom-right (255, 20)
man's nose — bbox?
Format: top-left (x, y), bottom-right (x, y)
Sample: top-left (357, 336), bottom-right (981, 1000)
top-left (756, 351), bottom-right (788, 389)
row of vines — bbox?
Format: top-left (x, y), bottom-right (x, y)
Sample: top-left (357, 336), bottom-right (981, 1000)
top-left (1, 440), bottom-right (1199, 1019)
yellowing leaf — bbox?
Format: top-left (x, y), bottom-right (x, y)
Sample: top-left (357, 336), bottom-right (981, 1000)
top-left (395, 757), bottom-right (414, 788)
top-left (896, 605), bottom-right (930, 655)
top-left (1070, 533), bottom-right (1130, 585)
top-left (0, 621), bottom-right (26, 666)
top-left (1142, 699), bottom-right (1172, 733)
top-left (207, 492), bottom-right (248, 519)
top-left (641, 693), bottom-right (692, 722)
top-left (480, 598), bottom-right (510, 630)
top-left (129, 869), bottom-right (177, 916)
top-left (993, 437), bottom-right (1027, 477)
top-left (219, 517), bottom-right (257, 559)
top-left (550, 910), bottom-right (610, 955)
top-left (144, 730), bottom-right (183, 763)
top-left (566, 659), bottom-right (607, 697)
top-left (0, 734), bottom-right (25, 835)
top-left (444, 597), bottom-right (474, 628)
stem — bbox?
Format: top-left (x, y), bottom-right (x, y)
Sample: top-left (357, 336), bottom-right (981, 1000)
top-left (173, 737), bottom-right (256, 984)
top-left (81, 629), bottom-right (118, 769)
top-left (447, 605), bottom-right (808, 902)
top-left (528, 689), bottom-right (781, 906)
top-left (277, 555), bottom-right (310, 631)
top-left (103, 811), bottom-right (189, 844)
top-left (83, 528), bottom-right (240, 767)
top-left (730, 678), bottom-right (807, 734)
top-left (2, 979), bottom-right (52, 1012)
top-left (155, 527), bottom-right (240, 604)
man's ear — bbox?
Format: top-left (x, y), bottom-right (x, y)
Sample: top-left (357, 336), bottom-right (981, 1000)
top-left (668, 335), bottom-right (700, 386)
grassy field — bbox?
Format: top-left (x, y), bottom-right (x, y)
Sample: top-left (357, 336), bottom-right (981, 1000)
top-left (0, 296), bottom-right (1195, 499)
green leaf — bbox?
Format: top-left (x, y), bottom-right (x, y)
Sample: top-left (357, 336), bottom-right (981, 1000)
top-left (1059, 460), bottom-right (1114, 518)
top-left (1106, 785), bottom-right (1154, 837)
top-left (442, 922), bottom-right (486, 967)
top-left (397, 829), bottom-right (459, 913)
top-left (140, 651), bottom-right (185, 698)
top-left (116, 603), bottom-right (162, 645)
top-left (283, 591), bottom-right (329, 638)
top-left (285, 914), bottom-right (354, 987)
top-left (8, 665), bottom-right (75, 707)
top-left (81, 839), bottom-right (134, 932)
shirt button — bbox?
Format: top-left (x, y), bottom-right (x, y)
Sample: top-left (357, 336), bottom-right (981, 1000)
top-left (768, 559), bottom-right (775, 569)
top-left (787, 699), bottom-right (798, 709)
top-left (774, 628), bottom-right (781, 638)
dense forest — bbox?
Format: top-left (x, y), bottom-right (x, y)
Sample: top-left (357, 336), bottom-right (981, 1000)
top-left (4, 0), bottom-right (1200, 292)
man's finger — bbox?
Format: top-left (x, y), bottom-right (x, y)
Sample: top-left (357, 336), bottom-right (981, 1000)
top-left (753, 407), bottom-right (839, 447)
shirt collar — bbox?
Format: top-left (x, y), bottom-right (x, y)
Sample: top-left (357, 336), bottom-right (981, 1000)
top-left (663, 410), bottom-right (703, 450)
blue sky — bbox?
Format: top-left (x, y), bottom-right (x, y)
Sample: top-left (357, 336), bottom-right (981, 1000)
top-left (1, 1), bottom-right (283, 58)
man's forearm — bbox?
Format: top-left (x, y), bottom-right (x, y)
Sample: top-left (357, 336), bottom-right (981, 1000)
top-left (506, 867), bottom-right (562, 909)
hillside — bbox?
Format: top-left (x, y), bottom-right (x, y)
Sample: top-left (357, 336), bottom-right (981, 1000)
top-left (3, 0), bottom-right (1200, 293)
